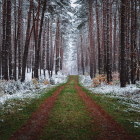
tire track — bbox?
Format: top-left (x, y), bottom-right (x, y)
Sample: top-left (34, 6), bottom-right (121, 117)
top-left (75, 76), bottom-right (131, 140)
top-left (9, 76), bottom-right (72, 140)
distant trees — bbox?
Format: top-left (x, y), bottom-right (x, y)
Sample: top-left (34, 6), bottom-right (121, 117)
top-left (75, 0), bottom-right (140, 87)
top-left (0, 0), bottom-right (71, 81)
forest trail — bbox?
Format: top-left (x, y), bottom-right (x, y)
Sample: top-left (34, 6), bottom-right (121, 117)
top-left (9, 76), bottom-right (131, 140)
top-left (9, 76), bottom-right (72, 140)
top-left (75, 76), bottom-right (131, 140)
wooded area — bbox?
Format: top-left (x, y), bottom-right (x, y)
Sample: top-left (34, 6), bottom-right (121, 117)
top-left (0, 0), bottom-right (140, 87)
top-left (76, 0), bottom-right (140, 87)
top-left (0, 0), bottom-right (70, 82)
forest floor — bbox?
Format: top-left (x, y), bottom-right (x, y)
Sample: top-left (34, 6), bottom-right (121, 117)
top-left (7, 75), bottom-right (136, 140)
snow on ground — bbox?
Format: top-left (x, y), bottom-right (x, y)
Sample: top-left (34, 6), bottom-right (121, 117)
top-left (80, 75), bottom-right (140, 102)
top-left (0, 70), bottom-right (68, 106)
top-left (80, 75), bottom-right (140, 127)
top-left (79, 75), bottom-right (140, 110)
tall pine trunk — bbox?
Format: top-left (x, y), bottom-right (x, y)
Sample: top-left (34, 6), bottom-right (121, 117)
top-left (103, 0), bottom-right (107, 74)
top-left (17, 0), bottom-right (22, 79)
top-left (89, 0), bottom-right (94, 79)
top-left (50, 18), bottom-right (53, 77)
top-left (43, 20), bottom-right (46, 77)
top-left (80, 31), bottom-right (85, 75)
top-left (55, 17), bottom-right (60, 75)
top-left (120, 0), bottom-right (126, 87)
top-left (106, 0), bottom-right (111, 83)
top-left (47, 18), bottom-right (50, 77)
top-left (131, 0), bottom-right (136, 84)
top-left (35, 0), bottom-right (47, 79)
top-left (21, 0), bottom-right (33, 82)
top-left (96, 0), bottom-right (101, 74)
top-left (60, 33), bottom-right (63, 71)
top-left (6, 0), bottom-right (11, 80)
top-left (34, 0), bottom-right (41, 79)
top-left (2, 0), bottom-right (7, 80)
top-left (113, 11), bottom-right (117, 72)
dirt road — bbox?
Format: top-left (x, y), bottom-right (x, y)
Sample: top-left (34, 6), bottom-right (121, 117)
top-left (9, 75), bottom-right (131, 140)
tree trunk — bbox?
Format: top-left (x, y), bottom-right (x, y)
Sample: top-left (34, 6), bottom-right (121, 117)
top-left (0, 3), bottom-right (2, 79)
top-left (103, 0), bottom-right (107, 74)
top-left (6, 0), bottom-right (11, 80)
top-left (106, 0), bottom-right (110, 83)
top-left (2, 0), bottom-right (7, 80)
top-left (120, 0), bottom-right (126, 87)
top-left (55, 17), bottom-right (60, 75)
top-left (21, 0), bottom-right (33, 82)
top-left (109, 1), bottom-right (112, 81)
top-left (14, 0), bottom-right (18, 81)
top-left (60, 33), bottom-right (64, 71)
top-left (34, 0), bottom-right (47, 79)
top-left (89, 0), bottom-right (94, 79)
top-left (131, 0), bottom-right (136, 84)
top-left (50, 18), bottom-right (53, 77)
top-left (34, 0), bottom-right (41, 79)
top-left (113, 11), bottom-right (117, 72)
top-left (96, 0), bottom-right (101, 74)
top-left (17, 0), bottom-right (22, 80)
top-left (43, 20), bottom-right (46, 77)
top-left (80, 31), bottom-right (85, 75)
top-left (47, 18), bottom-right (50, 77)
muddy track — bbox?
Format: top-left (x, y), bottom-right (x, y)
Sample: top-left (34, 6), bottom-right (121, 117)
top-left (75, 76), bottom-right (131, 140)
top-left (9, 76), bottom-right (72, 140)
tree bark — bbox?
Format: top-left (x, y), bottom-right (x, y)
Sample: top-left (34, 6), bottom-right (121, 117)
top-left (34, 0), bottom-right (47, 79)
top-left (6, 0), bottom-right (11, 80)
top-left (2, 0), bottom-right (7, 80)
top-left (60, 33), bottom-right (64, 71)
top-left (89, 0), bottom-right (94, 79)
top-left (106, 0), bottom-right (111, 83)
top-left (80, 31), bottom-right (85, 75)
top-left (21, 0), bottom-right (33, 82)
top-left (55, 17), bottom-right (60, 75)
top-left (120, 0), bottom-right (126, 87)
top-left (113, 11), bottom-right (117, 72)
top-left (96, 0), bottom-right (101, 74)
top-left (47, 18), bottom-right (50, 77)
top-left (17, 0), bottom-right (22, 80)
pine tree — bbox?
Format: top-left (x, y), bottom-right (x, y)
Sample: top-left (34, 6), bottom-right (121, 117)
top-left (120, 0), bottom-right (126, 87)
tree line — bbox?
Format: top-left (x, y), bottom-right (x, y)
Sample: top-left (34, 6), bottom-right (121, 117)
top-left (75, 0), bottom-right (140, 87)
top-left (0, 0), bottom-right (71, 82)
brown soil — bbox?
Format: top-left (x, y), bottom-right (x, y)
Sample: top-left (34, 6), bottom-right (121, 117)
top-left (9, 76), bottom-right (72, 140)
top-left (75, 76), bottom-right (131, 140)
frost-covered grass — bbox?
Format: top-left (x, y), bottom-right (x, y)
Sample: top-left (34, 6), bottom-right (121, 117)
top-left (0, 70), bottom-right (68, 106)
top-left (0, 72), bottom-right (69, 140)
top-left (79, 75), bottom-right (140, 108)
top-left (78, 75), bottom-right (140, 139)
